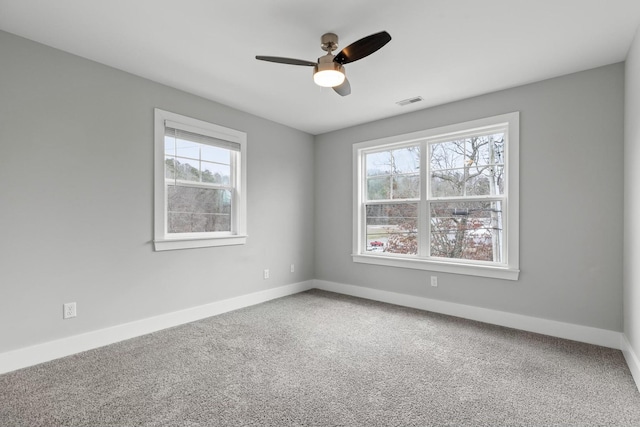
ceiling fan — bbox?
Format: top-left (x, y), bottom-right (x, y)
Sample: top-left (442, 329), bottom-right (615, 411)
top-left (255, 31), bottom-right (392, 96)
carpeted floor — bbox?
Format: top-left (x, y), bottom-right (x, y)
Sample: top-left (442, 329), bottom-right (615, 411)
top-left (1, 289), bottom-right (639, 426)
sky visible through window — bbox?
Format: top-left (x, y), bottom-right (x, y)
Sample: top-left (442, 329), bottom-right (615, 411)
top-left (164, 137), bottom-right (231, 185)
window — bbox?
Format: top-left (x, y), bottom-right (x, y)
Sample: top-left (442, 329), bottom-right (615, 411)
top-left (154, 109), bottom-right (247, 251)
top-left (353, 112), bottom-right (519, 280)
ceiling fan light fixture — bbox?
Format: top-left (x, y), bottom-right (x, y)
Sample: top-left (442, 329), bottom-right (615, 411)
top-left (313, 60), bottom-right (345, 87)
top-left (314, 69), bottom-right (345, 87)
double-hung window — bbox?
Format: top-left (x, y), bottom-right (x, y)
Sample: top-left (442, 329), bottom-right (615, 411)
top-left (353, 112), bottom-right (519, 280)
top-left (154, 109), bottom-right (247, 251)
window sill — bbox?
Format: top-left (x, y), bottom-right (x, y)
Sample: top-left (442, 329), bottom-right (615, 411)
top-left (352, 253), bottom-right (519, 281)
top-left (154, 235), bottom-right (247, 251)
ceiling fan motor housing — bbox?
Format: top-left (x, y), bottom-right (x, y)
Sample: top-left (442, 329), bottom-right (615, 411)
top-left (320, 33), bottom-right (339, 52)
top-left (315, 54), bottom-right (343, 72)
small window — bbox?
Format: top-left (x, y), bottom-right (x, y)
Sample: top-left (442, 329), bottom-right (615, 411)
top-left (154, 109), bottom-right (247, 251)
top-left (353, 113), bottom-right (519, 280)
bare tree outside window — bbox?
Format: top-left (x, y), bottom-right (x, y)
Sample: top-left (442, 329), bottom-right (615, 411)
top-left (429, 133), bottom-right (505, 262)
top-left (365, 146), bottom-right (420, 254)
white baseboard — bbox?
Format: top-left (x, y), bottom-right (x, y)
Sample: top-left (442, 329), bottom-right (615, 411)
top-left (0, 279), bottom-right (627, 377)
top-left (0, 280), bottom-right (314, 375)
top-left (314, 280), bottom-right (622, 349)
top-left (621, 334), bottom-right (640, 392)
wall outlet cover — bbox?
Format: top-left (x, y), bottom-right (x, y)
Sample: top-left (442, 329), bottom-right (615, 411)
top-left (63, 302), bottom-right (77, 319)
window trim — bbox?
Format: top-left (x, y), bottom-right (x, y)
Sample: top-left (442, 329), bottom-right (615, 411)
top-left (153, 108), bottom-right (247, 251)
top-left (352, 112), bottom-right (519, 280)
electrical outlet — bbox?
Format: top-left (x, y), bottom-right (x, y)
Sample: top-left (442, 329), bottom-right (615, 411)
top-left (263, 269), bottom-right (270, 279)
top-left (290, 264), bottom-right (295, 273)
top-left (430, 276), bottom-right (438, 287)
top-left (63, 302), bottom-right (77, 319)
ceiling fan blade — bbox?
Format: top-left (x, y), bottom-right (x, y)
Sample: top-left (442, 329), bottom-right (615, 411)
top-left (334, 31), bottom-right (392, 65)
top-left (255, 56), bottom-right (316, 66)
top-left (333, 77), bottom-right (351, 96)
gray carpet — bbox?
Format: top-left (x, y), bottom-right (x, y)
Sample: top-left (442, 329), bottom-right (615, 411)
top-left (1, 289), bottom-right (639, 426)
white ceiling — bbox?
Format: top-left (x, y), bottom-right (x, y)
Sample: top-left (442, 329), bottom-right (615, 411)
top-left (1, 0), bottom-right (640, 135)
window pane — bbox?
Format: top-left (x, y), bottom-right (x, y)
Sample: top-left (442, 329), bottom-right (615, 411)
top-left (175, 139), bottom-right (201, 159)
top-left (431, 169), bottom-right (465, 197)
top-left (367, 176), bottom-right (391, 200)
top-left (164, 136), bottom-right (176, 156)
top-left (431, 141), bottom-right (465, 170)
top-left (367, 147), bottom-right (420, 200)
top-left (167, 185), bottom-right (231, 233)
top-left (492, 134), bottom-right (505, 165)
top-left (391, 147), bottom-right (420, 174)
top-left (174, 157), bottom-right (201, 182)
top-left (201, 161), bottom-right (231, 184)
top-left (366, 203), bottom-right (418, 255)
top-left (201, 145), bottom-right (230, 164)
top-left (393, 174), bottom-right (420, 199)
top-left (472, 135), bottom-right (488, 166)
top-left (165, 157), bottom-right (176, 179)
top-left (430, 201), bottom-right (503, 262)
top-left (473, 133), bottom-right (505, 167)
top-left (465, 166), bottom-right (504, 196)
top-left (366, 151), bottom-right (391, 176)
top-left (431, 135), bottom-right (505, 197)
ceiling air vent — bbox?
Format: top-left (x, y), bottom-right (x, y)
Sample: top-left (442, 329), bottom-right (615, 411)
top-left (396, 96), bottom-right (424, 107)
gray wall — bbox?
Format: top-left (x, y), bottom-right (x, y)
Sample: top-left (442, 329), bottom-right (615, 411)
top-left (315, 63), bottom-right (625, 331)
top-left (624, 28), bottom-right (640, 354)
top-left (0, 31), bottom-right (315, 353)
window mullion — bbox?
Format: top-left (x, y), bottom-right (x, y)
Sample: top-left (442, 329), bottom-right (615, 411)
top-left (419, 140), bottom-right (429, 257)
top-left (231, 151), bottom-right (238, 233)
top-left (361, 153), bottom-right (369, 252)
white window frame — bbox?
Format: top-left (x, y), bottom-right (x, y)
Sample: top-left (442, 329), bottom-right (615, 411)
top-left (352, 112), bottom-right (519, 280)
top-left (153, 108), bottom-right (247, 251)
